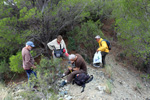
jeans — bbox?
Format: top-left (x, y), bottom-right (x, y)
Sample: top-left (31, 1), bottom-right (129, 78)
top-left (25, 69), bottom-right (37, 81)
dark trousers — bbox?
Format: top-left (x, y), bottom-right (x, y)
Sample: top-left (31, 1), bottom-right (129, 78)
top-left (101, 52), bottom-right (108, 67)
top-left (25, 69), bottom-right (37, 81)
top-left (65, 69), bottom-right (86, 83)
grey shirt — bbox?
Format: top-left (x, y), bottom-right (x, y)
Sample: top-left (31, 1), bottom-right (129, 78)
top-left (22, 47), bottom-right (34, 70)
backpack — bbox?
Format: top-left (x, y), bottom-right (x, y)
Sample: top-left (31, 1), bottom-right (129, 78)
top-left (73, 73), bottom-right (93, 93)
top-left (54, 44), bottom-right (64, 58)
top-left (54, 49), bottom-right (63, 58)
top-left (101, 39), bottom-right (111, 50)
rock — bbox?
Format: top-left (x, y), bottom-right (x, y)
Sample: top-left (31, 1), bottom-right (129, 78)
top-left (146, 98), bottom-right (150, 100)
top-left (59, 91), bottom-right (68, 97)
top-left (96, 86), bottom-right (106, 94)
top-left (64, 95), bottom-right (73, 100)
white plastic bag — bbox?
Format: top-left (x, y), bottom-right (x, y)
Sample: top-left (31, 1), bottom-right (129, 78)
top-left (93, 51), bottom-right (102, 64)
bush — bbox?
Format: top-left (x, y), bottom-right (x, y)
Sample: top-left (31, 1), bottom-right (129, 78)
top-left (0, 59), bottom-right (9, 74)
top-left (9, 51), bottom-right (24, 73)
top-left (0, 59), bottom-right (13, 81)
top-left (9, 57), bottom-right (66, 100)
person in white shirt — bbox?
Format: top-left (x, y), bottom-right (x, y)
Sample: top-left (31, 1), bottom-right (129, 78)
top-left (47, 35), bottom-right (69, 59)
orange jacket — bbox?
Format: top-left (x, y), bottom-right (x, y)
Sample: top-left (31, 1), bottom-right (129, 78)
top-left (98, 38), bottom-right (109, 53)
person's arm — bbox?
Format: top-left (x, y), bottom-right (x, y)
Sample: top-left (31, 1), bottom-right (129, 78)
top-left (62, 39), bottom-right (68, 53)
top-left (47, 39), bottom-right (56, 50)
top-left (97, 41), bottom-right (107, 51)
top-left (73, 67), bottom-right (80, 71)
top-left (24, 53), bottom-right (35, 69)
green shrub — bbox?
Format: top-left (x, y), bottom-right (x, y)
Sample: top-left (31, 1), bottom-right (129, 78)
top-left (0, 59), bottom-right (9, 74)
top-left (9, 51), bottom-right (24, 73)
top-left (11, 57), bottom-right (65, 100)
top-left (67, 37), bottom-right (76, 51)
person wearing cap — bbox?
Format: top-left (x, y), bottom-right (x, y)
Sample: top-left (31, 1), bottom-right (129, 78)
top-left (95, 35), bottom-right (109, 67)
top-left (22, 41), bottom-right (37, 81)
top-left (47, 35), bottom-right (69, 59)
top-left (59, 54), bottom-right (87, 87)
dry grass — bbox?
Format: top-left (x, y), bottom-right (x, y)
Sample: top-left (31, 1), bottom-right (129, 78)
top-left (105, 64), bottom-right (113, 78)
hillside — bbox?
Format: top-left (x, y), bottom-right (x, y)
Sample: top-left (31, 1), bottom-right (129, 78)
top-left (1, 42), bottom-right (150, 100)
top-left (58, 42), bottom-right (150, 100)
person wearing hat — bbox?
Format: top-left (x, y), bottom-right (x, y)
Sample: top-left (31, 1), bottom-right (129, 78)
top-left (59, 54), bottom-right (87, 87)
top-left (95, 35), bottom-right (109, 67)
top-left (22, 41), bottom-right (37, 81)
top-left (47, 35), bottom-right (69, 59)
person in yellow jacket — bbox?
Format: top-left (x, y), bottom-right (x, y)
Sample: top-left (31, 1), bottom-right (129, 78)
top-left (95, 35), bottom-right (109, 67)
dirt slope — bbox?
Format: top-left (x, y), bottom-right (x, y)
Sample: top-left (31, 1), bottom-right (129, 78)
top-left (59, 44), bottom-right (150, 100)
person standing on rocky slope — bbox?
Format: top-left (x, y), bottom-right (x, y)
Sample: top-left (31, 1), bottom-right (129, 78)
top-left (59, 54), bottom-right (87, 87)
top-left (95, 35), bottom-right (109, 67)
top-left (22, 41), bottom-right (37, 82)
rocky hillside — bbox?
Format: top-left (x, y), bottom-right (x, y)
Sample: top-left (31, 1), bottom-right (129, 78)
top-left (1, 42), bottom-right (150, 100)
top-left (58, 42), bottom-right (150, 100)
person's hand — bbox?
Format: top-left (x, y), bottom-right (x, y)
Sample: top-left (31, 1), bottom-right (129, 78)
top-left (73, 67), bottom-right (79, 71)
top-left (68, 66), bottom-right (72, 71)
top-left (96, 49), bottom-right (99, 52)
top-left (33, 65), bottom-right (36, 69)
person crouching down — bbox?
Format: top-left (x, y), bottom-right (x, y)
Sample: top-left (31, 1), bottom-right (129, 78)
top-left (60, 54), bottom-right (87, 87)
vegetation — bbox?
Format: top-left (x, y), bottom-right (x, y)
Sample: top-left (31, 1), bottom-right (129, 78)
top-left (0, 0), bottom-right (150, 98)
top-left (9, 51), bottom-right (24, 73)
top-left (112, 0), bottom-right (150, 72)
top-left (4, 57), bottom-right (66, 100)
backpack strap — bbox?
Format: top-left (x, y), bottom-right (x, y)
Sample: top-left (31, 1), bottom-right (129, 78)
top-left (100, 39), bottom-right (104, 46)
top-left (100, 39), bottom-right (109, 49)
top-left (86, 75), bottom-right (93, 83)
top-left (81, 75), bottom-right (93, 93)
top-left (81, 84), bottom-right (85, 93)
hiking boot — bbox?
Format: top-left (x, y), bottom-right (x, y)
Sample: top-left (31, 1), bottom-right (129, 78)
top-left (93, 63), bottom-right (100, 68)
top-left (59, 81), bottom-right (67, 87)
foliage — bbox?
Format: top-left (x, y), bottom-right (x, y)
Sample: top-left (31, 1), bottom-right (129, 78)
top-left (112, 0), bottom-right (150, 68)
top-left (9, 57), bottom-right (66, 99)
top-left (0, 59), bottom-right (12, 81)
top-left (9, 51), bottom-right (24, 73)
top-left (0, 59), bottom-right (9, 74)
top-left (67, 37), bottom-right (76, 51)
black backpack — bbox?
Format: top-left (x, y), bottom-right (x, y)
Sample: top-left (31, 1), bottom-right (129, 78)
top-left (101, 39), bottom-right (111, 50)
top-left (73, 73), bottom-right (93, 93)
top-left (54, 44), bottom-right (64, 58)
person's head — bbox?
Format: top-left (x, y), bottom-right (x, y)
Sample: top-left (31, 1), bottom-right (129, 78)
top-left (68, 54), bottom-right (77, 63)
top-left (57, 35), bottom-right (62, 43)
top-left (25, 41), bottom-right (35, 50)
top-left (95, 35), bottom-right (101, 42)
